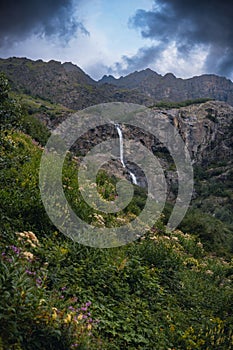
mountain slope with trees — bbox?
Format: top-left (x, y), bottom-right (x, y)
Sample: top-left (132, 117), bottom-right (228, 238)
top-left (0, 70), bottom-right (233, 349)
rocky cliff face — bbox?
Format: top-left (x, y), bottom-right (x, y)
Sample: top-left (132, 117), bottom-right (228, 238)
top-left (66, 100), bottom-right (233, 166)
top-left (54, 101), bottom-right (232, 204)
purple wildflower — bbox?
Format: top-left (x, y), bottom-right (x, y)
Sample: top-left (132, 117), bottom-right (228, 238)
top-left (36, 278), bottom-right (42, 287)
top-left (10, 245), bottom-right (20, 255)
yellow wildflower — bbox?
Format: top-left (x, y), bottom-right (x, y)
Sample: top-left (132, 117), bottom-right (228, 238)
top-left (64, 313), bottom-right (72, 323)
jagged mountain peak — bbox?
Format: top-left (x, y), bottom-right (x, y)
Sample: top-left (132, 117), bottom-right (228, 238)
top-left (1, 57), bottom-right (233, 109)
top-left (163, 72), bottom-right (177, 79)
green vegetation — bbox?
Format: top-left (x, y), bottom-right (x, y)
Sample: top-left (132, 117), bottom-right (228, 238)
top-left (0, 76), bottom-right (233, 349)
top-left (151, 98), bottom-right (213, 109)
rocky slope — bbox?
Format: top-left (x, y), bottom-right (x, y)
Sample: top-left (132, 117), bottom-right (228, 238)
top-left (1, 57), bottom-right (232, 227)
top-left (1, 57), bottom-right (233, 109)
top-left (0, 57), bottom-right (154, 109)
top-left (65, 100), bottom-right (232, 167)
top-left (63, 100), bottom-right (233, 219)
top-left (99, 69), bottom-right (233, 106)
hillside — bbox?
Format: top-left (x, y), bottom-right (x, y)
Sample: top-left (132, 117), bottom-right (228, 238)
top-left (1, 57), bottom-right (233, 110)
top-left (2, 65), bottom-right (232, 252)
top-left (99, 69), bottom-right (233, 106)
top-left (0, 66), bottom-right (233, 349)
top-left (0, 57), bottom-right (154, 109)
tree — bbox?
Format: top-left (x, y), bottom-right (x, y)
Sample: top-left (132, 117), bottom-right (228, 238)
top-left (0, 73), bottom-right (22, 130)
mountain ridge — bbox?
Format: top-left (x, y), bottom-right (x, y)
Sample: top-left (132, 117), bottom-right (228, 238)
top-left (99, 69), bottom-right (233, 105)
top-left (1, 57), bottom-right (233, 109)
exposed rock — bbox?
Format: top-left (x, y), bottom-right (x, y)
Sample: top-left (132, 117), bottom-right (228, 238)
top-left (0, 57), bottom-right (154, 109)
top-left (2, 57), bottom-right (233, 110)
top-left (53, 100), bottom-right (232, 203)
top-left (99, 69), bottom-right (233, 106)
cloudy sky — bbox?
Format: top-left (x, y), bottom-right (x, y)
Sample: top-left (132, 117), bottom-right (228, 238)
top-left (0, 0), bottom-right (233, 81)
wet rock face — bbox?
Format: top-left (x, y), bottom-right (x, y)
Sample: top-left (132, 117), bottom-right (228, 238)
top-left (58, 101), bottom-right (231, 201)
top-left (70, 100), bottom-right (233, 165)
top-left (43, 100), bottom-right (233, 200)
top-left (174, 101), bottom-right (233, 165)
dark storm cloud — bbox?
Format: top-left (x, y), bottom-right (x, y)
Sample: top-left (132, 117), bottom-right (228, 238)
top-left (116, 0), bottom-right (233, 78)
top-left (0, 0), bottom-right (88, 46)
top-left (109, 45), bottom-right (166, 76)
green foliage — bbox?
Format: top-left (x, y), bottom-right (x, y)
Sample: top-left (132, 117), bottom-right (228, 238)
top-left (0, 231), bottom-right (101, 349)
top-left (151, 98), bottom-right (213, 109)
top-left (20, 113), bottom-right (50, 146)
top-left (0, 73), bottom-right (22, 130)
top-left (0, 131), bottom-right (51, 233)
top-left (191, 160), bottom-right (233, 253)
top-left (0, 74), bottom-right (50, 145)
top-left (178, 208), bottom-right (232, 255)
top-left (0, 82), bottom-right (233, 349)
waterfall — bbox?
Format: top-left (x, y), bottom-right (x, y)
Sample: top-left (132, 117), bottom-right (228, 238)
top-left (115, 124), bottom-right (138, 185)
top-left (129, 171), bottom-right (137, 185)
top-left (115, 124), bottom-right (126, 168)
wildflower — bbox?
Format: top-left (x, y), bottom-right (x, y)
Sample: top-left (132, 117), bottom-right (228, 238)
top-left (16, 231), bottom-right (40, 247)
top-left (10, 245), bottom-right (20, 255)
top-left (171, 236), bottom-right (179, 241)
top-left (170, 325), bottom-right (175, 332)
top-left (25, 269), bottom-right (36, 275)
top-left (51, 311), bottom-right (57, 321)
top-left (60, 248), bottom-right (68, 254)
top-left (77, 314), bottom-right (83, 320)
top-left (27, 231), bottom-right (39, 244)
top-left (64, 313), bottom-right (72, 323)
top-left (36, 278), bottom-right (42, 287)
top-left (162, 235), bottom-right (170, 240)
top-left (22, 251), bottom-right (34, 260)
top-left (150, 236), bottom-right (158, 241)
top-left (87, 324), bottom-right (92, 330)
top-left (70, 296), bottom-right (78, 303)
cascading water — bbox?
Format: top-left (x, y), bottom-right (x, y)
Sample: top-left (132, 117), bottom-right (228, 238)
top-left (115, 124), bottom-right (126, 168)
top-left (115, 124), bottom-right (138, 185)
